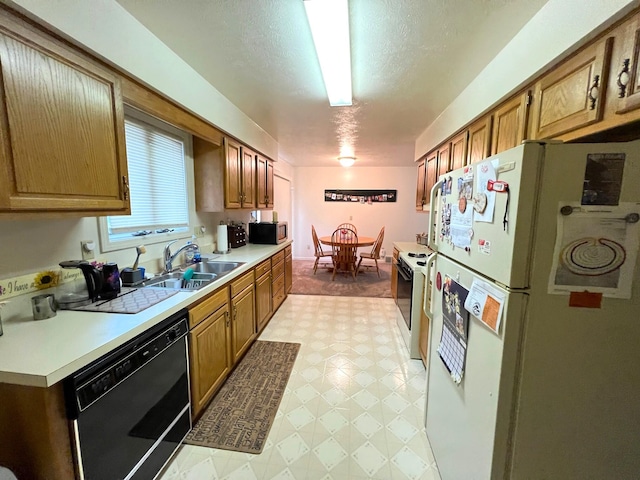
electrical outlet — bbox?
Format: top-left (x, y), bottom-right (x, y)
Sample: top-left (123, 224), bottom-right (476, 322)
top-left (81, 240), bottom-right (96, 260)
top-left (307, 245), bottom-right (310, 250)
top-left (193, 225), bottom-right (206, 238)
top-left (349, 215), bottom-right (353, 220)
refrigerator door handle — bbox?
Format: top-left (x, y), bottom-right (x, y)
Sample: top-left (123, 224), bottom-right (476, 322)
top-left (423, 253), bottom-right (436, 318)
top-left (428, 179), bottom-right (443, 251)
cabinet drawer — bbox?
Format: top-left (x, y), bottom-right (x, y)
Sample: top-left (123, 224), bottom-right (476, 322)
top-left (189, 286), bottom-right (228, 329)
top-left (255, 259), bottom-right (271, 278)
top-left (272, 273), bottom-right (285, 296)
top-left (272, 259), bottom-right (285, 280)
top-left (271, 250), bottom-right (284, 265)
top-left (273, 286), bottom-right (285, 311)
top-left (230, 270), bottom-right (254, 298)
top-left (284, 245), bottom-right (292, 256)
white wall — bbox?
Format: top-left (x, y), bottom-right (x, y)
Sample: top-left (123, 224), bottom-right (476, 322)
top-left (292, 167), bottom-right (425, 260)
top-left (415, 0), bottom-right (639, 157)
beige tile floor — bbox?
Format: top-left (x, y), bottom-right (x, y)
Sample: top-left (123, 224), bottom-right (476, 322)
top-left (160, 295), bottom-right (441, 480)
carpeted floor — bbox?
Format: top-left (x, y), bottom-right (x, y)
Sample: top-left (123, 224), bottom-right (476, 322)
top-left (184, 340), bottom-right (300, 453)
top-left (290, 259), bottom-right (392, 298)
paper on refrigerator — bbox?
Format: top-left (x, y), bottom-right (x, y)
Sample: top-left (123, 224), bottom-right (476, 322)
top-left (473, 159), bottom-right (499, 223)
top-left (464, 278), bottom-right (505, 335)
top-left (548, 203), bottom-right (640, 298)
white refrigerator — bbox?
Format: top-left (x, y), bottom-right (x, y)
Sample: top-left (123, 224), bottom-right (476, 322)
top-left (423, 141), bottom-right (640, 479)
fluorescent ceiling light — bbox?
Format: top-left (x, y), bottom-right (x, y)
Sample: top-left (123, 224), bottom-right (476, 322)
top-left (338, 156), bottom-right (356, 167)
top-left (304, 0), bottom-right (352, 106)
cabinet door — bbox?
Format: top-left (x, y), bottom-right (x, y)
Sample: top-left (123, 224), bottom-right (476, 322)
top-left (391, 248), bottom-right (399, 304)
top-left (194, 137), bottom-right (224, 212)
top-left (415, 158), bottom-right (426, 211)
top-left (189, 306), bottom-right (231, 418)
top-left (491, 92), bottom-right (530, 155)
top-left (241, 146), bottom-right (256, 208)
top-left (224, 137), bottom-right (242, 208)
top-left (614, 16), bottom-right (640, 114)
top-left (231, 285), bottom-right (256, 363)
top-left (285, 252), bottom-right (292, 294)
top-left (256, 154), bottom-right (268, 209)
top-left (530, 37), bottom-right (613, 139)
top-left (418, 286), bottom-right (430, 368)
top-left (466, 116), bottom-right (492, 165)
top-left (425, 151), bottom-right (438, 210)
top-left (255, 271), bottom-right (272, 332)
top-left (266, 159), bottom-right (274, 209)
top-left (0, 27), bottom-right (128, 213)
top-left (437, 143), bottom-right (451, 176)
top-left (450, 131), bottom-right (468, 171)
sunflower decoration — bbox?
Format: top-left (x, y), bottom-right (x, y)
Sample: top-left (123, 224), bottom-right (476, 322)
top-left (34, 270), bottom-right (59, 290)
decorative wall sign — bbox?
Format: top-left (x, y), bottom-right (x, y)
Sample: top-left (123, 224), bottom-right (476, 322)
top-left (324, 189), bottom-right (396, 203)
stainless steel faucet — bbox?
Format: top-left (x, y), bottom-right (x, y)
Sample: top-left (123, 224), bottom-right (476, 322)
top-left (163, 240), bottom-right (199, 273)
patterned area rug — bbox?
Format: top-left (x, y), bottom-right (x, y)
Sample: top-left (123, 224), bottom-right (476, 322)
top-left (184, 340), bottom-right (300, 453)
top-left (290, 259), bottom-right (392, 298)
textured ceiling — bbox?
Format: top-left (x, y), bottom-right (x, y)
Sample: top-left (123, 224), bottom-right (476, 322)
top-left (116, 0), bottom-right (547, 167)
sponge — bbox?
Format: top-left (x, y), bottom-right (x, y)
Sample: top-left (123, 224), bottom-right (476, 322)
top-left (182, 268), bottom-right (194, 281)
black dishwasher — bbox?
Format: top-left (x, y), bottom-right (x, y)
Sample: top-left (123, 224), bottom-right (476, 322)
top-left (64, 309), bottom-right (191, 480)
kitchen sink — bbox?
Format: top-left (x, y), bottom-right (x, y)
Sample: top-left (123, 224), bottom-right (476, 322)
top-left (142, 271), bottom-right (217, 291)
top-left (141, 261), bottom-right (245, 291)
top-left (190, 261), bottom-right (244, 275)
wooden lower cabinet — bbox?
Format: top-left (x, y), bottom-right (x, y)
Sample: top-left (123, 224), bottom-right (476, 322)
top-left (285, 245), bottom-right (293, 294)
top-left (255, 267), bottom-right (272, 332)
top-left (189, 301), bottom-right (231, 419)
top-left (230, 276), bottom-right (256, 364)
top-left (271, 250), bottom-right (286, 311)
top-left (391, 247), bottom-right (399, 304)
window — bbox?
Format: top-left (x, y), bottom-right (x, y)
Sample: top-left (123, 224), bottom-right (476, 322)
top-left (100, 109), bottom-right (192, 251)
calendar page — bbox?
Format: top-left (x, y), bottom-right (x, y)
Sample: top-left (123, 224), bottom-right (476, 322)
top-left (437, 276), bottom-right (470, 384)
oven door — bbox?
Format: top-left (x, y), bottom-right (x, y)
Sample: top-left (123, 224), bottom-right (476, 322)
top-left (396, 262), bottom-right (413, 330)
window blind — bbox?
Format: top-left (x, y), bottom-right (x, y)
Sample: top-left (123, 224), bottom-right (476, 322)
top-left (108, 118), bottom-right (189, 234)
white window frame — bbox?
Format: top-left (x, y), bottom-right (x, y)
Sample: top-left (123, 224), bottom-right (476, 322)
top-left (99, 107), bottom-right (195, 253)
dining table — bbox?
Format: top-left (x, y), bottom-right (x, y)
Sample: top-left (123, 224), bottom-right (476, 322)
top-left (319, 235), bottom-right (375, 277)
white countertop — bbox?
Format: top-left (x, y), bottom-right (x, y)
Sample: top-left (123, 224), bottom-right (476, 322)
top-left (393, 242), bottom-right (435, 273)
top-left (0, 242), bottom-right (291, 388)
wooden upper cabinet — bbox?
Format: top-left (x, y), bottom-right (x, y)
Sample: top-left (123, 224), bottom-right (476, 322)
top-left (613, 14), bottom-right (640, 115)
top-left (467, 116), bottom-right (492, 165)
top-left (241, 146), bottom-right (256, 207)
top-left (223, 137), bottom-right (242, 208)
top-left (415, 158), bottom-right (427, 211)
top-left (450, 131), bottom-right (468, 171)
top-left (437, 143), bottom-right (451, 177)
top-left (194, 137), bottom-right (224, 212)
top-left (425, 151), bottom-right (438, 209)
top-left (0, 20), bottom-right (129, 214)
top-left (491, 92), bottom-right (530, 155)
top-left (530, 36), bottom-right (613, 139)
top-left (256, 154), bottom-right (274, 209)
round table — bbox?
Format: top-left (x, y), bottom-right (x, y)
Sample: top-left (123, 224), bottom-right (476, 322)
top-left (319, 235), bottom-right (375, 278)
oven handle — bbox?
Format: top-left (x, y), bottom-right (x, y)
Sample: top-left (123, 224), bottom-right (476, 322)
top-left (422, 253), bottom-right (437, 318)
top-left (397, 264), bottom-right (412, 282)
top-left (428, 179), bottom-right (443, 251)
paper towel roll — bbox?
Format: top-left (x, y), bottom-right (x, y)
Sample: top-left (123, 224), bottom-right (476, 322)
top-left (217, 225), bottom-right (228, 253)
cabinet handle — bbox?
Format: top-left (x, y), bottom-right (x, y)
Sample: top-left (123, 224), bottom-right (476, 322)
top-left (233, 305), bottom-right (237, 319)
top-left (122, 176), bottom-right (129, 200)
top-left (225, 310), bottom-right (230, 327)
top-left (588, 74), bottom-right (600, 110)
top-left (617, 58), bottom-right (630, 98)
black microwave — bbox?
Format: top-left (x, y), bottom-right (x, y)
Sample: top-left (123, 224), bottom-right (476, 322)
top-left (249, 222), bottom-right (288, 244)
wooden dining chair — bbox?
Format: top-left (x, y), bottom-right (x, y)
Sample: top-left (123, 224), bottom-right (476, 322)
top-left (356, 226), bottom-right (385, 277)
top-left (337, 222), bottom-right (357, 234)
top-left (311, 225), bottom-right (332, 274)
top-left (330, 227), bottom-right (358, 280)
